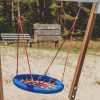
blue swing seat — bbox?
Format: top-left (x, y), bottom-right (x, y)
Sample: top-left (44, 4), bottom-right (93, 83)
top-left (13, 74), bottom-right (64, 94)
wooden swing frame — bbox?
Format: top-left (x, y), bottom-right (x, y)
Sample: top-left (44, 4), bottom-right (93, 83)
top-left (0, 53), bottom-right (4, 100)
top-left (68, 3), bottom-right (97, 100)
top-left (0, 2), bottom-right (97, 100)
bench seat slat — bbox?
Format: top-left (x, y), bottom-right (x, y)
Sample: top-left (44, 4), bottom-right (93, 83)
top-left (37, 35), bottom-right (61, 36)
top-left (1, 33), bottom-right (29, 36)
top-left (2, 36), bottom-right (30, 38)
top-left (1, 33), bottom-right (32, 47)
top-left (2, 38), bottom-right (31, 40)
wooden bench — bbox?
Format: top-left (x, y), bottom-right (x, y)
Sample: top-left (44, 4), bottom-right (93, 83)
top-left (33, 24), bottom-right (62, 47)
top-left (1, 33), bottom-right (32, 47)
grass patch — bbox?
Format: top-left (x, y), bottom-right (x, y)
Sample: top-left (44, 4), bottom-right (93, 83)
top-left (0, 39), bottom-right (100, 55)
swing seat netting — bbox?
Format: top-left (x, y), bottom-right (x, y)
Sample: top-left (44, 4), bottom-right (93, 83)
top-left (13, 74), bottom-right (64, 94)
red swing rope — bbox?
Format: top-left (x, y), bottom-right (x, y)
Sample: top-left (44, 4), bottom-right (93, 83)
top-left (61, 6), bottom-right (82, 82)
top-left (16, 2), bottom-right (33, 80)
top-left (61, 21), bottom-right (77, 82)
top-left (61, 3), bottom-right (82, 82)
top-left (44, 1), bottom-right (73, 75)
top-left (16, 17), bottom-right (20, 75)
top-left (44, 22), bottom-right (74, 75)
top-left (45, 3), bottom-right (83, 82)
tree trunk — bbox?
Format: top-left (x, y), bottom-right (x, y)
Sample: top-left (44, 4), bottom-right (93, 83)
top-left (12, 0), bottom-right (15, 32)
top-left (37, 0), bottom-right (40, 22)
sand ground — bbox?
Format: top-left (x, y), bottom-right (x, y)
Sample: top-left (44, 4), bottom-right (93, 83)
top-left (1, 46), bottom-right (100, 100)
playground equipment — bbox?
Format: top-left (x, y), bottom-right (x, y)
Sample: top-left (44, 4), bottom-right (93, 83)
top-left (0, 0), bottom-right (100, 100)
top-left (13, 74), bottom-right (64, 94)
top-left (58, 1), bottom-right (100, 100)
top-left (0, 53), bottom-right (4, 100)
top-left (13, 0), bottom-right (82, 94)
top-left (13, 0), bottom-right (63, 94)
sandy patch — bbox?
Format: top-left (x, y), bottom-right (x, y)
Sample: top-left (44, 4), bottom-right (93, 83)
top-left (1, 46), bottom-right (100, 100)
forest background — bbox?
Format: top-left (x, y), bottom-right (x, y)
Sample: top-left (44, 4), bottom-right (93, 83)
top-left (0, 0), bottom-right (100, 39)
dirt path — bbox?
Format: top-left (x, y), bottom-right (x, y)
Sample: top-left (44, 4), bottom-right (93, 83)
top-left (1, 46), bottom-right (100, 100)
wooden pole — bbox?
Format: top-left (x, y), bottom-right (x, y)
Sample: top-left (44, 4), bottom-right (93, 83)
top-left (0, 52), bottom-right (4, 100)
top-left (68, 3), bottom-right (97, 100)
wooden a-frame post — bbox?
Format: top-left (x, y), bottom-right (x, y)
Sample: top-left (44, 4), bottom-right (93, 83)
top-left (0, 52), bottom-right (4, 100)
top-left (68, 3), bottom-right (97, 100)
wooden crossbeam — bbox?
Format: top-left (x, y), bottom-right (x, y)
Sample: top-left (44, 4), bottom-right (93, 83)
top-left (57, 0), bottom-right (100, 3)
top-left (68, 3), bottom-right (97, 100)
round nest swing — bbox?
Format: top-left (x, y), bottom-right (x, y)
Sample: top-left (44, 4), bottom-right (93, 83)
top-left (13, 74), bottom-right (64, 94)
top-left (13, 1), bottom-right (82, 94)
top-left (13, 14), bottom-right (64, 94)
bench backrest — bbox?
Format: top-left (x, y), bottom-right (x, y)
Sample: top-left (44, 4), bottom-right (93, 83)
top-left (1, 33), bottom-right (31, 40)
top-left (33, 24), bottom-right (62, 42)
